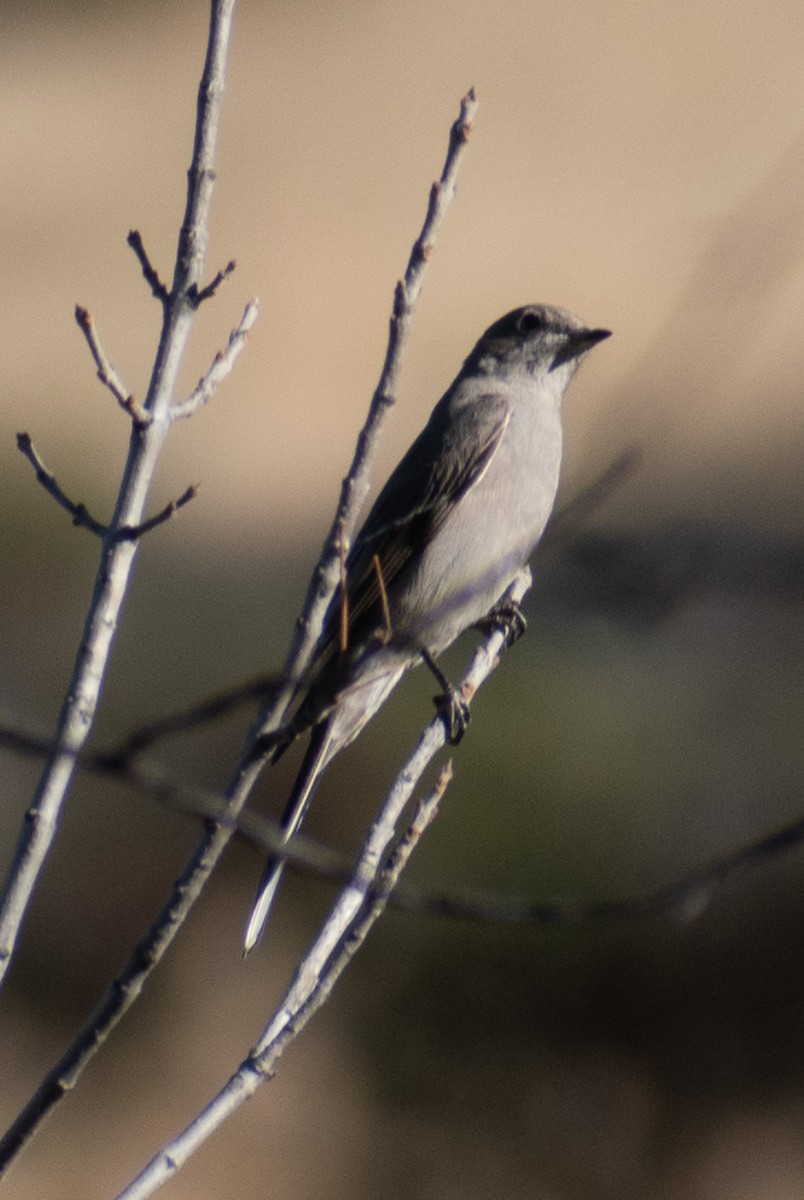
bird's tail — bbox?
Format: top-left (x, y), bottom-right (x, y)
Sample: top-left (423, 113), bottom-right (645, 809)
top-left (243, 654), bottom-right (408, 955)
top-left (243, 721), bottom-right (334, 955)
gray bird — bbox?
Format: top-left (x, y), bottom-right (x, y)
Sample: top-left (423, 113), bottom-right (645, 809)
top-left (244, 304), bottom-right (610, 952)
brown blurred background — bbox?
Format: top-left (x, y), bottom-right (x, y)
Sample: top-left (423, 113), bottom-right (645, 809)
top-left (4, 1), bottom-right (804, 1196)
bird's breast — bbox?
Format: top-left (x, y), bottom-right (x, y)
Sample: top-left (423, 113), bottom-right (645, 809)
top-left (392, 392), bottom-right (563, 653)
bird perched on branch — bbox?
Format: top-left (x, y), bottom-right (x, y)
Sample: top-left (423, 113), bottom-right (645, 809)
top-left (244, 304), bottom-right (610, 953)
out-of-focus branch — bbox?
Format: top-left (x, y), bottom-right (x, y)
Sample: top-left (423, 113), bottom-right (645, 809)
top-left (542, 447), bottom-right (641, 549)
top-left (1, 669), bottom-right (802, 937)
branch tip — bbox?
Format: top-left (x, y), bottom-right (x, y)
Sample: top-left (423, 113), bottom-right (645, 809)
top-left (17, 434), bottom-right (107, 537)
top-left (127, 230), bottom-right (169, 302)
top-left (117, 484), bottom-right (199, 541)
top-left (455, 88), bottom-right (478, 140)
top-left (190, 259), bottom-right (237, 306)
top-left (171, 300), bottom-right (259, 419)
top-left (74, 299), bottom-right (149, 425)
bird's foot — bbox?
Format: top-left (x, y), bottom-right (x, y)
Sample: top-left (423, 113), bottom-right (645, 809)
top-left (475, 597), bottom-right (527, 646)
top-left (421, 647), bottom-right (471, 744)
top-left (433, 685), bottom-right (471, 745)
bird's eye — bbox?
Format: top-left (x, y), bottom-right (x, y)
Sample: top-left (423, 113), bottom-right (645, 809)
top-left (517, 310), bottom-right (544, 334)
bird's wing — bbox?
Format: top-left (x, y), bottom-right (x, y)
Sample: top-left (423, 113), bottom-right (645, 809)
top-left (330, 391), bottom-right (512, 653)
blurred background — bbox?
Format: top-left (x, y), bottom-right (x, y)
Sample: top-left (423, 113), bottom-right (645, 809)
top-left (3, 0), bottom-right (804, 1196)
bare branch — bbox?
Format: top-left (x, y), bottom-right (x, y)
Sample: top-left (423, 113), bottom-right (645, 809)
top-left (74, 306), bottom-right (150, 427)
top-left (258, 88), bottom-right (479, 748)
top-left (98, 672), bottom-right (283, 762)
top-left (396, 813), bottom-right (804, 927)
top-left (188, 258), bottom-right (236, 306)
top-left (0, 0), bottom-right (244, 989)
top-left (127, 230), bottom-right (169, 303)
top-left (116, 485), bottom-right (198, 540)
top-left (16, 433), bottom-right (107, 536)
top-left (172, 300), bottom-right (259, 419)
top-left (284, 765), bottom-right (451, 1017)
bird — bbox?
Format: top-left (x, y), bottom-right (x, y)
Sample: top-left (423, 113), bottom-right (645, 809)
top-left (244, 304), bottom-right (610, 953)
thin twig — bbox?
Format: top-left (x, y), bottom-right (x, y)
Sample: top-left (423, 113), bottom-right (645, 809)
top-left (172, 300), bottom-right (259, 419)
top-left (189, 258), bottom-right (237, 306)
top-left (117, 485), bottom-right (199, 540)
top-left (296, 766), bottom-right (451, 1009)
top-left (16, 433), bottom-right (107, 536)
top-left (99, 674), bottom-right (283, 761)
top-left (0, 0), bottom-right (243, 995)
top-left (74, 306), bottom-right (150, 426)
top-left (127, 231), bottom-right (169, 303)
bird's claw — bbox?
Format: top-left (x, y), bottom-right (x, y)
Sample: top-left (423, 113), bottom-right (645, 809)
top-left (475, 598), bottom-right (527, 647)
top-left (433, 686), bottom-right (471, 744)
top-left (421, 646), bottom-right (470, 742)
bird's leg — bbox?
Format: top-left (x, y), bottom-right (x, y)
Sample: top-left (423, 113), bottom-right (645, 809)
top-left (475, 596), bottom-right (527, 647)
top-left (420, 648), bottom-right (471, 744)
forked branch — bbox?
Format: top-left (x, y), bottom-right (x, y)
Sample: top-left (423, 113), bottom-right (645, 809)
top-left (0, 0), bottom-right (247, 991)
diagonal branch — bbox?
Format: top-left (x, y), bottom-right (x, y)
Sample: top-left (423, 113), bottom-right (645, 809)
top-left (189, 258), bottom-right (237, 306)
top-left (270, 88), bottom-right (479, 741)
top-left (16, 433), bottom-right (108, 536)
top-left (172, 300), bottom-right (259, 419)
top-left (116, 485), bottom-right (199, 540)
top-left (100, 673), bottom-right (283, 761)
top-left (127, 231), bottom-right (169, 303)
top-left (74, 306), bottom-right (150, 427)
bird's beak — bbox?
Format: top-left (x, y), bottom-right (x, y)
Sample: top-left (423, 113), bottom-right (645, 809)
top-left (550, 327), bottom-right (611, 371)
